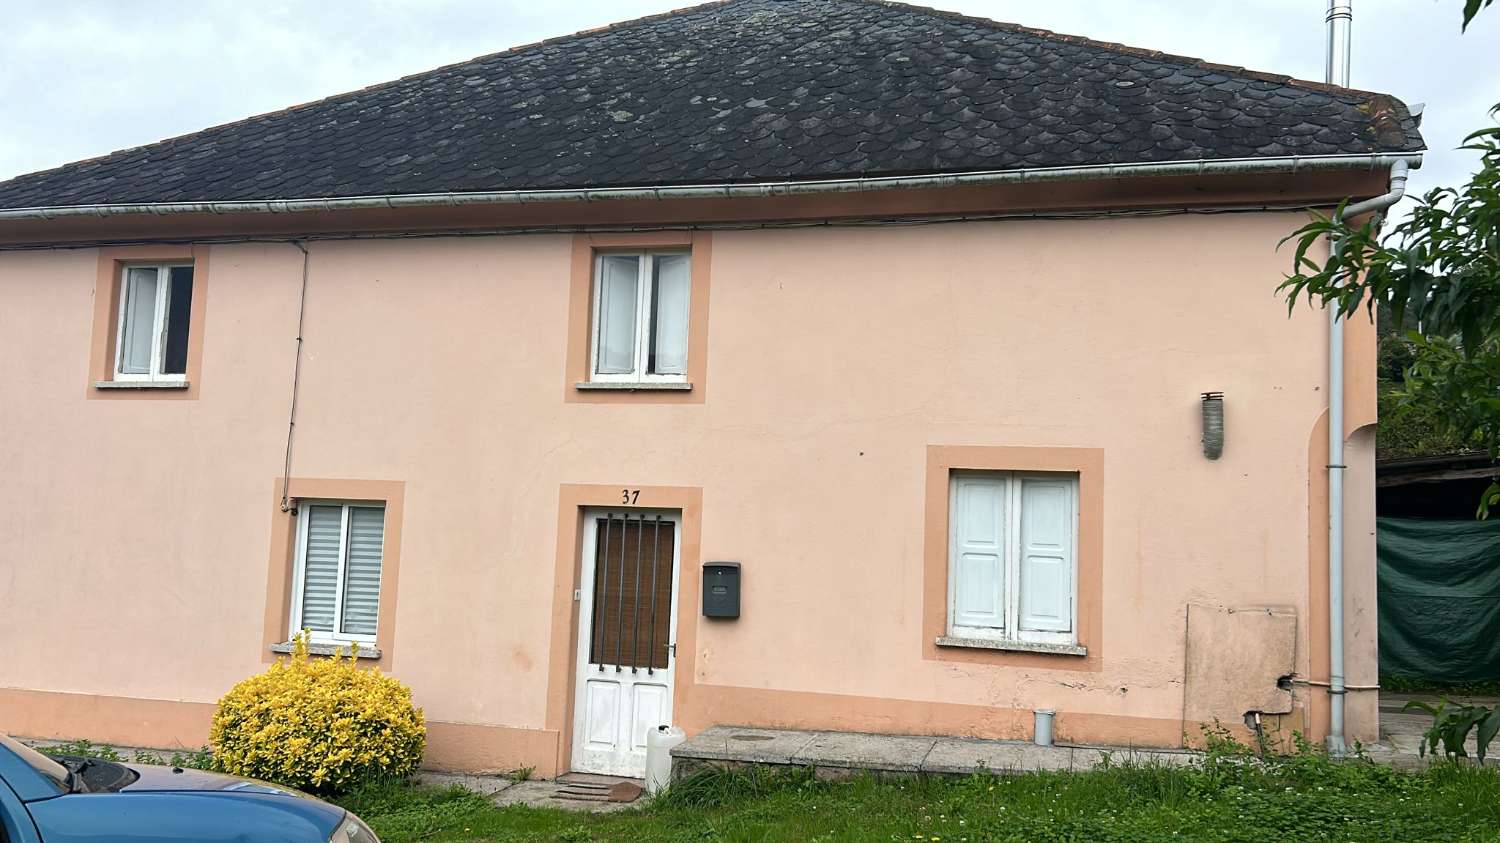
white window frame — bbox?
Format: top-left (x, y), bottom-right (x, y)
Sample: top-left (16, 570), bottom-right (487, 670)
top-left (947, 470), bottom-right (1080, 646)
top-left (287, 500), bottom-right (386, 647)
top-left (113, 262), bottom-right (191, 383)
top-left (588, 250), bottom-right (691, 383)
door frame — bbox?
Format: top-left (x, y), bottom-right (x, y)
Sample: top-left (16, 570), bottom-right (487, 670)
top-left (544, 484), bottom-right (704, 778)
top-left (569, 506), bottom-right (683, 776)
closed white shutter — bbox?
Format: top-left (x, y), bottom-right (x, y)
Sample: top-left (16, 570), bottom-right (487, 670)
top-left (649, 254), bottom-right (691, 375)
top-left (595, 255), bottom-right (640, 374)
top-left (118, 267), bottom-right (159, 374)
top-left (950, 474), bottom-right (1006, 631)
top-left (299, 505), bottom-right (343, 633)
top-left (340, 506), bottom-right (385, 637)
top-left (1017, 475), bottom-right (1075, 633)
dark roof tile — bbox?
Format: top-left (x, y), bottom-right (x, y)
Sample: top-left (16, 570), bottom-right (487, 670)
top-left (0, 0), bottom-right (1422, 209)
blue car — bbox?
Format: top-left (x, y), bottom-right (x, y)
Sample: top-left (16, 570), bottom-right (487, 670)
top-left (0, 734), bottom-right (377, 842)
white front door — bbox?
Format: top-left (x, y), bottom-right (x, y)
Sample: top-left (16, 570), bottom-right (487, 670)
top-left (571, 509), bottom-right (680, 777)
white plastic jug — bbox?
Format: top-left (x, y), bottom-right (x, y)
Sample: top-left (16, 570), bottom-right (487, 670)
top-left (645, 724), bottom-right (686, 794)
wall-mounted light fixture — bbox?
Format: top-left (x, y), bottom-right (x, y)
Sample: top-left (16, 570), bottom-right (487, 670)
top-left (1201, 392), bottom-right (1225, 460)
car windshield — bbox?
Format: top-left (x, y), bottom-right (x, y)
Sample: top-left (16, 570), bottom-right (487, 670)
top-left (0, 734), bottom-right (69, 791)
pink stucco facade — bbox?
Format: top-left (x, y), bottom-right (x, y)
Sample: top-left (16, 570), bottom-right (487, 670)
top-left (0, 205), bottom-right (1378, 774)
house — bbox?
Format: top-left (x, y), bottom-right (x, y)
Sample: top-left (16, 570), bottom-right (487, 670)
top-left (0, 0), bottom-right (1424, 778)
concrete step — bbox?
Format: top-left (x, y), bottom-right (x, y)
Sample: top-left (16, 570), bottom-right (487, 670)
top-left (671, 726), bottom-right (1198, 779)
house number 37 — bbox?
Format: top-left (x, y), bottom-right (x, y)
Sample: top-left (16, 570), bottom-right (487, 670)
top-left (622, 489), bottom-right (641, 505)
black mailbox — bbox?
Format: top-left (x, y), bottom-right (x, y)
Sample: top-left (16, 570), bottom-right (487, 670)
top-left (702, 562), bottom-right (741, 618)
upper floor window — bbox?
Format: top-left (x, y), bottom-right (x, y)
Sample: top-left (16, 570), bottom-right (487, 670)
top-left (115, 263), bottom-right (194, 382)
top-left (590, 251), bottom-right (691, 383)
top-left (290, 501), bottom-right (386, 646)
top-left (948, 471), bottom-right (1079, 646)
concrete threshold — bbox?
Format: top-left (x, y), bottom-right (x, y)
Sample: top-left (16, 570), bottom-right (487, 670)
top-left (672, 726), bottom-right (1199, 779)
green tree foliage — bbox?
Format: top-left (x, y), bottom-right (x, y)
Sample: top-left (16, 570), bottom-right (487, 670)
top-left (1280, 118), bottom-right (1500, 510)
top-left (1465, 0), bottom-right (1495, 30)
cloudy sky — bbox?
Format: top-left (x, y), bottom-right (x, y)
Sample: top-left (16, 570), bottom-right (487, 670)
top-left (2, 0), bottom-right (1495, 214)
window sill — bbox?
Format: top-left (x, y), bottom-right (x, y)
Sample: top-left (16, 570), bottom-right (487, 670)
top-left (935, 635), bottom-right (1087, 657)
top-left (270, 641), bottom-right (381, 660)
top-left (575, 381), bottom-right (693, 392)
top-left (93, 380), bottom-right (190, 390)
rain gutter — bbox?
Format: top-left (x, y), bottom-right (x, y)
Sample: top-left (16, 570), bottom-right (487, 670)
top-left (0, 152), bottom-right (1423, 221)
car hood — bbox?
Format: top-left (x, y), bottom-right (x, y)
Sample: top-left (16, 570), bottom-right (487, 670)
top-left (120, 763), bottom-right (313, 797)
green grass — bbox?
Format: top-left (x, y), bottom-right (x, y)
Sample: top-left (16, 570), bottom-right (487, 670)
top-left (333, 755), bottom-right (1500, 843)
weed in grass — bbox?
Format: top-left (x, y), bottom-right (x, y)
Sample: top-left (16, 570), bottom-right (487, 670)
top-left (37, 740), bottom-right (216, 770)
top-left (171, 747), bottom-right (218, 770)
top-left (129, 747), bottom-right (216, 769)
top-left (38, 739), bottom-right (122, 762)
top-left (653, 764), bottom-right (817, 809)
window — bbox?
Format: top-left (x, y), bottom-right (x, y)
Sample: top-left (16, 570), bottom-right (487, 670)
top-left (948, 471), bottom-right (1078, 645)
top-left (114, 263), bottom-right (194, 382)
top-left (289, 502), bottom-right (386, 645)
top-left (590, 251), bottom-right (691, 382)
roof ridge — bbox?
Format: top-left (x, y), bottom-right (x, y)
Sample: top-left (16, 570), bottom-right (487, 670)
top-left (845, 0), bottom-right (1392, 102)
top-left (2, 0), bottom-right (738, 184)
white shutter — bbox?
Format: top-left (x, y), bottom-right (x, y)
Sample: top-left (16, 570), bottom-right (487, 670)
top-left (340, 506), bottom-right (385, 637)
top-left (118, 267), bottom-right (159, 374)
top-left (595, 255), bottom-right (641, 374)
top-left (299, 505), bottom-right (343, 633)
top-left (649, 254), bottom-right (690, 375)
top-left (949, 474), bottom-right (1006, 631)
top-left (1017, 475), bottom-right (1075, 633)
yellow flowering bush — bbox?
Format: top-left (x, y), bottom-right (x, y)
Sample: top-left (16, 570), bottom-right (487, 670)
top-left (210, 635), bottom-right (425, 793)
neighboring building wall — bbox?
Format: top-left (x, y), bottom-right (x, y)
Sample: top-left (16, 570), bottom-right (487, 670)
top-left (0, 211), bottom-right (1361, 772)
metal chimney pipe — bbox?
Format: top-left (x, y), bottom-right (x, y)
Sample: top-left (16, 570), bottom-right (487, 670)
top-left (1326, 0), bottom-right (1352, 87)
top-left (1324, 0), bottom-right (1353, 756)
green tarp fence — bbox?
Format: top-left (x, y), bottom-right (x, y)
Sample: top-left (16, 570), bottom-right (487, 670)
top-left (1379, 516), bottom-right (1500, 681)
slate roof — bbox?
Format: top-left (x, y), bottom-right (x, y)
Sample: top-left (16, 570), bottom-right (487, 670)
top-left (0, 0), bottom-right (1423, 210)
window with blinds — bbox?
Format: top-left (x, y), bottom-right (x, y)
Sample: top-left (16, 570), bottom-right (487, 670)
top-left (292, 502), bottom-right (386, 644)
top-left (589, 251), bottom-right (691, 383)
top-left (948, 471), bottom-right (1078, 646)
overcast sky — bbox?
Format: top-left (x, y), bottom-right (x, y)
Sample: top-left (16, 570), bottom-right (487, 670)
top-left (2, 0), bottom-right (1495, 215)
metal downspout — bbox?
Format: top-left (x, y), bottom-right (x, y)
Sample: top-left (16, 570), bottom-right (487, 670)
top-left (1325, 160), bottom-right (1408, 755)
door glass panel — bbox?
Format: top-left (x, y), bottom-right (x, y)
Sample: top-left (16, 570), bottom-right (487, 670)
top-left (595, 256), bottom-right (640, 374)
top-left (590, 516), bottom-right (675, 670)
top-left (119, 267), bottom-right (159, 374)
top-left (648, 255), bottom-right (690, 375)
